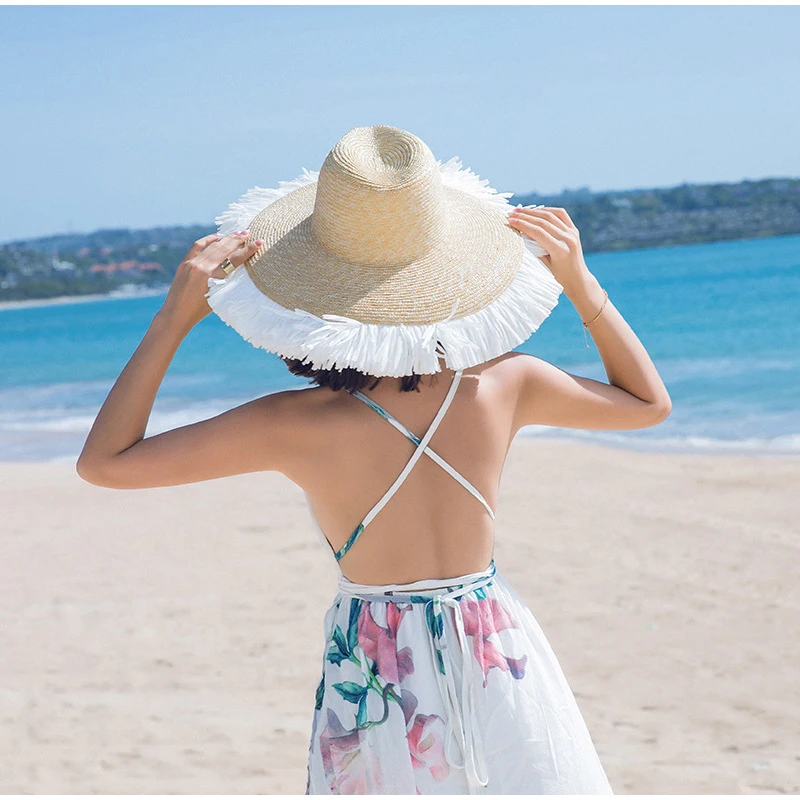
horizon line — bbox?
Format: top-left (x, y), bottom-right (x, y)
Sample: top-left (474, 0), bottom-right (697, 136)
top-left (3, 173), bottom-right (798, 248)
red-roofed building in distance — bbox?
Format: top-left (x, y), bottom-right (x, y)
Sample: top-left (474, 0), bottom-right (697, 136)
top-left (89, 261), bottom-right (163, 274)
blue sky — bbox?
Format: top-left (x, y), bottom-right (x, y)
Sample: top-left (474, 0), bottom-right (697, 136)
top-left (1, 5), bottom-right (798, 244)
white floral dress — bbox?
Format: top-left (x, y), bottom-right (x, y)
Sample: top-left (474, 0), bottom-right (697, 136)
top-left (304, 371), bottom-right (614, 795)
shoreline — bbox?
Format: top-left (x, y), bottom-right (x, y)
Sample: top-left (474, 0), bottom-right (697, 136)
top-left (519, 429), bottom-right (800, 459)
top-left (0, 287), bottom-right (167, 311)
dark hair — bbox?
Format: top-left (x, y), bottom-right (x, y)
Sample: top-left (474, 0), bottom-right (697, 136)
top-left (283, 357), bottom-right (422, 392)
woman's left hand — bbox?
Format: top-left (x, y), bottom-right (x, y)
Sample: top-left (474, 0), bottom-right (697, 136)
top-left (158, 230), bottom-right (263, 332)
top-left (76, 227), bottom-right (295, 490)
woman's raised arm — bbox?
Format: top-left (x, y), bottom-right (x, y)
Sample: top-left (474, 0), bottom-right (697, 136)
top-left (508, 206), bottom-right (672, 432)
top-left (76, 231), bottom-right (306, 489)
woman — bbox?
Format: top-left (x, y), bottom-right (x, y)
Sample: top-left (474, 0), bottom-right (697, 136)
top-left (78, 125), bottom-right (671, 794)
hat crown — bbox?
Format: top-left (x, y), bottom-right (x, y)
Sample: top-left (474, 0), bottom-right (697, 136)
top-left (311, 126), bottom-right (448, 266)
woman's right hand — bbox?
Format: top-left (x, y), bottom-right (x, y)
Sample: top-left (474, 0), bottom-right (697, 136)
top-left (508, 205), bottom-right (672, 434)
top-left (508, 206), bottom-right (593, 293)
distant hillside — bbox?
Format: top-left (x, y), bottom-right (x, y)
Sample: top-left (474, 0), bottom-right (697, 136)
top-left (2, 178), bottom-right (799, 302)
top-left (515, 177), bottom-right (800, 251)
top-left (0, 225), bottom-right (208, 303)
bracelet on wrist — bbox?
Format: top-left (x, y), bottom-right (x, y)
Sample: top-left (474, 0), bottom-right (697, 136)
top-left (581, 289), bottom-right (609, 349)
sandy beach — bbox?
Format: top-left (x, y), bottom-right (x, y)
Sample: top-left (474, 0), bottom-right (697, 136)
top-left (1, 438), bottom-right (798, 794)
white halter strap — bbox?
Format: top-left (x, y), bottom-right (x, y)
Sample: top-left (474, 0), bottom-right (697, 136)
top-left (361, 369), bottom-right (464, 529)
top-left (350, 388), bottom-right (495, 521)
top-left (333, 370), bottom-right (494, 564)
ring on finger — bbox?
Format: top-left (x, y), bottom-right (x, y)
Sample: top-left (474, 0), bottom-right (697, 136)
top-left (220, 257), bottom-right (236, 276)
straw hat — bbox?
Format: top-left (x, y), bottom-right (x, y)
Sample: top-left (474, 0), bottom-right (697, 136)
top-left (206, 124), bottom-right (563, 377)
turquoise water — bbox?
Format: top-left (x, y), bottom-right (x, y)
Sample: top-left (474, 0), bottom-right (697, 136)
top-left (1, 234), bottom-right (799, 461)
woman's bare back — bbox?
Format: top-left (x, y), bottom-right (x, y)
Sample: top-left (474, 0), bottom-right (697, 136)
top-left (285, 356), bottom-right (522, 584)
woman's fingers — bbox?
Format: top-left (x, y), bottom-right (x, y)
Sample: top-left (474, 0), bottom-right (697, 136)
top-left (512, 212), bottom-right (567, 241)
top-left (208, 240), bottom-right (263, 279)
top-left (508, 205), bottom-right (590, 290)
top-left (185, 232), bottom-right (224, 260)
top-left (178, 226), bottom-right (266, 284)
top-left (509, 215), bottom-right (565, 253)
top-left (192, 232), bottom-right (251, 272)
top-left (544, 207), bottom-right (579, 232)
top-left (510, 213), bottom-right (573, 250)
top-left (511, 206), bottom-right (573, 235)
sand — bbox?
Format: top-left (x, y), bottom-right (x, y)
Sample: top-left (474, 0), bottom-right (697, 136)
top-left (1, 438), bottom-right (798, 794)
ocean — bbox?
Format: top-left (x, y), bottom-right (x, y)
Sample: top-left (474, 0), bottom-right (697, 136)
top-left (1, 234), bottom-right (799, 462)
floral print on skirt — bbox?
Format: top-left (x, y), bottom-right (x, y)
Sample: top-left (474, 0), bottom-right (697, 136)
top-left (305, 559), bottom-right (613, 795)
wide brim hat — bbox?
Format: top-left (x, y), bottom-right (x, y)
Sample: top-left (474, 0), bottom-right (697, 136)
top-left (206, 125), bottom-right (563, 377)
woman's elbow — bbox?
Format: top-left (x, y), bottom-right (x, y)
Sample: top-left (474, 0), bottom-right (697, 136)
top-left (76, 454), bottom-right (100, 485)
top-left (620, 397), bottom-right (672, 430)
top-left (76, 454), bottom-right (117, 487)
top-left (645, 398), bottom-right (672, 427)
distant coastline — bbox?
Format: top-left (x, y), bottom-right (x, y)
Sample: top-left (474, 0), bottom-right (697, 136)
top-left (2, 176), bottom-right (798, 303)
top-left (0, 287), bottom-right (166, 312)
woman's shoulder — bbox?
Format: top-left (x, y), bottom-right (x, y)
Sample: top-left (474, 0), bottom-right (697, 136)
top-left (249, 384), bottom-right (347, 415)
top-left (468, 351), bottom-right (548, 385)
top-left (235, 385), bottom-right (356, 466)
top-left (247, 384), bottom-right (372, 437)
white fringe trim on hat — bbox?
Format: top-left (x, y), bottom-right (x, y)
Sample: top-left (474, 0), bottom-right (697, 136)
top-left (214, 167), bottom-right (320, 236)
top-left (206, 159), bottom-right (563, 377)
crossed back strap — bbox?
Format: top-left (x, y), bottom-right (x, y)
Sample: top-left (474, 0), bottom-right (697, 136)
top-left (332, 369), bottom-right (494, 562)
